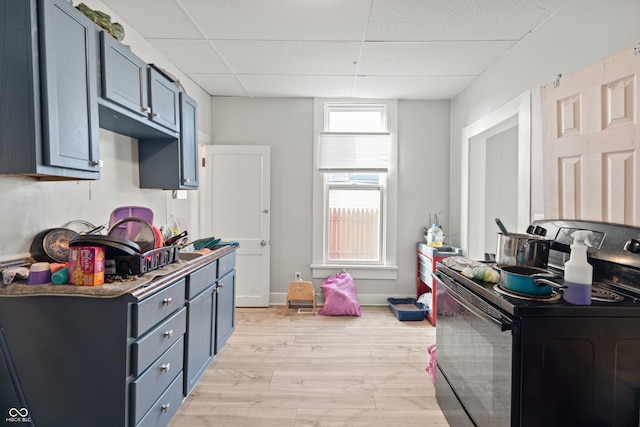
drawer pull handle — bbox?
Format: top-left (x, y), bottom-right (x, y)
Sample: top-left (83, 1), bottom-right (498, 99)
top-left (162, 297), bottom-right (173, 306)
top-left (161, 403), bottom-right (170, 413)
top-left (160, 363), bottom-right (171, 373)
top-left (163, 329), bottom-right (173, 339)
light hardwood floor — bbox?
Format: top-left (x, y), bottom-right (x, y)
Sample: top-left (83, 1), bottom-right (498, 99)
top-left (168, 306), bottom-right (450, 427)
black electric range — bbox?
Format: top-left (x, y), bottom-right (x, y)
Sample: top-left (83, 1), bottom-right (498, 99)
top-left (433, 219), bottom-right (640, 427)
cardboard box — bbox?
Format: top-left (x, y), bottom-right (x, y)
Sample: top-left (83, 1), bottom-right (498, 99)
top-left (68, 246), bottom-right (105, 286)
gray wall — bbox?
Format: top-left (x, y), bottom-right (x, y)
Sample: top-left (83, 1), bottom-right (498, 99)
top-left (212, 97), bottom-right (451, 303)
top-left (449, 0), bottom-right (640, 246)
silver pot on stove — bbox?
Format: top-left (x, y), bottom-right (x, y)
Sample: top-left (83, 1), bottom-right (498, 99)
top-left (496, 232), bottom-right (551, 268)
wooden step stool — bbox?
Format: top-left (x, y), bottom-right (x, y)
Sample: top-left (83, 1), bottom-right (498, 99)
top-left (284, 281), bottom-right (316, 315)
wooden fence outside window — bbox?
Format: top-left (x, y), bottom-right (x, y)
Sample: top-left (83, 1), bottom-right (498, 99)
top-left (328, 207), bottom-right (379, 260)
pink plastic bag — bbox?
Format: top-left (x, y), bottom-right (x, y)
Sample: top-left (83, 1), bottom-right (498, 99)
top-left (426, 344), bottom-right (436, 384)
top-left (318, 272), bottom-right (361, 317)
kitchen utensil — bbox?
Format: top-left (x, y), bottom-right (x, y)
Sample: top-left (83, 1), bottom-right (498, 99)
top-left (63, 220), bottom-right (106, 235)
top-left (70, 234), bottom-right (141, 256)
top-left (495, 218), bottom-right (509, 236)
top-left (496, 232), bottom-right (551, 268)
top-left (27, 262), bottom-right (51, 285)
top-left (30, 228), bottom-right (79, 263)
top-left (152, 225), bottom-right (164, 249)
top-left (108, 217), bottom-right (156, 253)
top-left (108, 206), bottom-right (154, 229)
top-left (497, 265), bottom-right (564, 296)
top-left (165, 230), bottom-right (188, 247)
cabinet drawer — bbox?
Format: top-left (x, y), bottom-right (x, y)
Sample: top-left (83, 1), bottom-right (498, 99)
top-left (419, 270), bottom-right (433, 286)
top-left (218, 251), bottom-right (236, 278)
top-left (131, 336), bottom-right (184, 425)
top-left (136, 372), bottom-right (183, 427)
top-left (187, 261), bottom-right (217, 299)
top-left (418, 252), bottom-right (433, 271)
top-left (133, 279), bottom-right (186, 337)
top-left (132, 307), bottom-right (186, 377)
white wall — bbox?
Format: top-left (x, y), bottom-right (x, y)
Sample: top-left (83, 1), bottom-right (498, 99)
top-left (0, 0), bottom-right (211, 260)
top-left (449, 0), bottom-right (640, 246)
top-left (212, 97), bottom-right (450, 303)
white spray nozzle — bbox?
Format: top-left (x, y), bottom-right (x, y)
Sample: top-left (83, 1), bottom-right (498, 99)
top-left (571, 230), bottom-right (591, 245)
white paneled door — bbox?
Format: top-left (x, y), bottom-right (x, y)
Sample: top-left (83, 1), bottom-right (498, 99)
top-left (201, 145), bottom-right (271, 307)
top-left (541, 47), bottom-right (640, 224)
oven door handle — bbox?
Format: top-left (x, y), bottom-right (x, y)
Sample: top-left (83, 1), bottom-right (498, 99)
top-left (435, 274), bottom-right (512, 332)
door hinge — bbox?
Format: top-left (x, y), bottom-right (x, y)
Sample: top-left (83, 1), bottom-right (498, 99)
top-left (201, 157), bottom-right (206, 167)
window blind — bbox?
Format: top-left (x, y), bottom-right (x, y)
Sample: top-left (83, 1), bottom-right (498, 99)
top-left (318, 132), bottom-right (390, 172)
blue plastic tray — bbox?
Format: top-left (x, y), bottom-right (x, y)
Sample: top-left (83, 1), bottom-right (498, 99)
top-left (387, 298), bottom-right (427, 321)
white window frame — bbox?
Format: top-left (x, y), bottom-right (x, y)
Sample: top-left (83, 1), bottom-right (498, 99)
top-left (311, 98), bottom-right (398, 280)
top-left (325, 177), bottom-right (384, 264)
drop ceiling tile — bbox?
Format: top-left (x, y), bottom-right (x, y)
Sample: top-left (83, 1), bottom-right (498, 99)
top-left (214, 41), bottom-right (361, 75)
top-left (353, 75), bottom-right (475, 100)
top-left (180, 0), bottom-right (371, 40)
top-left (366, 0), bottom-right (566, 41)
top-left (188, 74), bottom-right (248, 96)
top-left (358, 41), bottom-right (515, 76)
top-left (149, 39), bottom-right (231, 74)
top-left (101, 0), bottom-right (203, 39)
top-left (238, 75), bottom-right (356, 98)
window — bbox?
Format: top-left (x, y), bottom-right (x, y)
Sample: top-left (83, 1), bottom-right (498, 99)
top-left (312, 100), bottom-right (398, 280)
top-left (327, 173), bottom-right (383, 262)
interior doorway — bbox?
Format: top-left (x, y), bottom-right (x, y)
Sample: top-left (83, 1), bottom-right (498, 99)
top-left (461, 91), bottom-right (531, 260)
top-left (199, 145), bottom-right (271, 307)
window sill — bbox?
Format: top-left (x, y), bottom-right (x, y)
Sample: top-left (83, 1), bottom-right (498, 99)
top-left (311, 264), bottom-right (398, 280)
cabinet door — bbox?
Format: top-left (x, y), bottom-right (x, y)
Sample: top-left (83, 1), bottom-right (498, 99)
top-left (180, 93), bottom-right (199, 188)
top-left (148, 67), bottom-right (180, 132)
top-left (184, 287), bottom-right (214, 395)
top-left (215, 270), bottom-right (235, 353)
top-left (100, 31), bottom-right (148, 118)
top-left (39, 0), bottom-right (100, 172)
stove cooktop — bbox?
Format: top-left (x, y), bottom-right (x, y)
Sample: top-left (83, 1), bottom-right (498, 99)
top-left (434, 263), bottom-right (640, 318)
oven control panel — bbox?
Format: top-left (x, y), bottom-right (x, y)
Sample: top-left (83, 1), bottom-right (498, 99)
top-left (534, 219), bottom-right (640, 271)
top-left (554, 227), bottom-right (605, 249)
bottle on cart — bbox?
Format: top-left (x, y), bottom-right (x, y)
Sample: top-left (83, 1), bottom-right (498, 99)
top-left (427, 223), bottom-right (444, 248)
top-left (563, 230), bottom-right (593, 305)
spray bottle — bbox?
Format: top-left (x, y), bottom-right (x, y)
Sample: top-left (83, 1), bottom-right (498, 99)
top-left (563, 230), bottom-right (593, 305)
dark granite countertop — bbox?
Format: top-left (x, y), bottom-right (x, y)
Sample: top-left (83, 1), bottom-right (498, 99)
top-left (0, 244), bottom-right (238, 300)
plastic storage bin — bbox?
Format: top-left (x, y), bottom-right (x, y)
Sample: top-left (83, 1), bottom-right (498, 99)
top-left (387, 298), bottom-right (428, 321)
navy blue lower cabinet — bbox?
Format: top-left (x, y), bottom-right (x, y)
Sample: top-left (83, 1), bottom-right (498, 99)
top-left (216, 269), bottom-right (236, 353)
top-left (0, 248), bottom-right (236, 427)
top-left (184, 286), bottom-right (215, 395)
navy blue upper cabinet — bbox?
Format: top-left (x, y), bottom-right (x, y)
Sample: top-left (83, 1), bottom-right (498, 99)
top-left (148, 67), bottom-right (181, 133)
top-left (100, 30), bottom-right (149, 119)
top-left (98, 32), bottom-right (181, 139)
top-left (180, 93), bottom-right (199, 188)
top-left (138, 93), bottom-right (199, 190)
top-left (0, 0), bottom-right (101, 180)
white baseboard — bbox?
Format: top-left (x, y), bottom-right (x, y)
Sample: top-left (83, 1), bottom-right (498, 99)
top-left (269, 292), bottom-right (415, 307)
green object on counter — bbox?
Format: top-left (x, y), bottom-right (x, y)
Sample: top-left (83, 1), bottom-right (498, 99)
top-left (51, 267), bottom-right (68, 285)
top-left (192, 237), bottom-right (222, 251)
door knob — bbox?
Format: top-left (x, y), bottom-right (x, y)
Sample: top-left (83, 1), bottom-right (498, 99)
top-left (262, 209), bottom-right (269, 213)
top-left (260, 240), bottom-right (267, 246)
